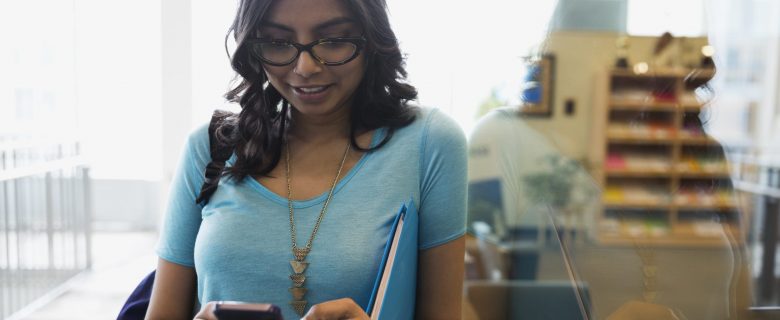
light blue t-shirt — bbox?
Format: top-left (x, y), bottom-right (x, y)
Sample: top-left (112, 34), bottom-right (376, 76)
top-left (156, 107), bottom-right (467, 319)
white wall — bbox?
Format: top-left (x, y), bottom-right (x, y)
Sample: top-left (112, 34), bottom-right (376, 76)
top-left (387, 0), bottom-right (557, 135)
top-left (91, 180), bottom-right (162, 230)
top-left (74, 0), bottom-right (162, 181)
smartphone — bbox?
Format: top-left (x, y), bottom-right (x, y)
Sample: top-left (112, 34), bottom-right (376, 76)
top-left (213, 302), bottom-right (283, 320)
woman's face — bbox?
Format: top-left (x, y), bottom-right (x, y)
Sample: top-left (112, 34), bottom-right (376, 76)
top-left (258, 0), bottom-right (365, 119)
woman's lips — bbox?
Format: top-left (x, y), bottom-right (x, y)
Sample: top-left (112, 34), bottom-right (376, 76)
top-left (291, 85), bottom-right (332, 103)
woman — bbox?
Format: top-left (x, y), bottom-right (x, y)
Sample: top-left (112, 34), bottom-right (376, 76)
top-left (146, 0), bottom-right (467, 319)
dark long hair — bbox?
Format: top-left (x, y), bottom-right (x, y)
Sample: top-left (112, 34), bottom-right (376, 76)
top-left (219, 0), bottom-right (418, 182)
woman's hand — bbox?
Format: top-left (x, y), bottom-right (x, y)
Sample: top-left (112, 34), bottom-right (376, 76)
top-left (193, 301), bottom-right (218, 320)
top-left (301, 298), bottom-right (369, 320)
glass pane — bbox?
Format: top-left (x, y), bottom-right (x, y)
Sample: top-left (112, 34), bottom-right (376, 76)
top-left (463, 0), bottom-right (780, 319)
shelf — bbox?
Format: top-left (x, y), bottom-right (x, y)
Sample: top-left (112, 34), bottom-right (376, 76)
top-left (603, 184), bottom-right (671, 208)
top-left (677, 170), bottom-right (730, 178)
top-left (610, 68), bottom-right (715, 80)
top-left (608, 127), bottom-right (675, 137)
top-left (597, 222), bottom-right (740, 247)
top-left (609, 100), bottom-right (678, 111)
top-left (675, 200), bottom-right (738, 210)
top-left (607, 134), bottom-right (675, 144)
top-left (676, 161), bottom-right (730, 177)
top-left (680, 136), bottom-right (720, 145)
top-left (597, 234), bottom-right (739, 247)
top-left (605, 168), bottom-right (728, 178)
top-left (673, 223), bottom-right (740, 242)
top-left (674, 192), bottom-right (736, 209)
top-left (599, 218), bottom-right (670, 238)
top-left (676, 203), bottom-right (738, 210)
top-left (682, 69), bottom-right (716, 80)
top-left (606, 152), bottom-right (672, 176)
top-left (596, 67), bottom-right (739, 247)
top-left (603, 200), bottom-right (671, 210)
top-left (605, 169), bottom-right (672, 177)
top-left (680, 103), bottom-right (705, 111)
top-left (611, 68), bottom-right (688, 78)
top-left (608, 101), bottom-right (705, 111)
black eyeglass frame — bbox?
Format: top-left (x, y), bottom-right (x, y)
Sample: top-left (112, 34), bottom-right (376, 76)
top-left (246, 36), bottom-right (367, 67)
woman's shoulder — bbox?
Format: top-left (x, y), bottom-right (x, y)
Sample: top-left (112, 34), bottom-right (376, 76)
top-left (396, 106), bottom-right (465, 142)
top-left (188, 122), bottom-right (211, 150)
top-left (419, 107), bottom-right (466, 147)
top-left (180, 122), bottom-right (213, 168)
top-left (387, 107), bottom-right (466, 160)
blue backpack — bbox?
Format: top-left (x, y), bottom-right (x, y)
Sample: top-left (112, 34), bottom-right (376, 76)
top-left (117, 110), bottom-right (235, 320)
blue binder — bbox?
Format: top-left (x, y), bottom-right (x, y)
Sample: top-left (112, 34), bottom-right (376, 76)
top-left (365, 199), bottom-right (419, 319)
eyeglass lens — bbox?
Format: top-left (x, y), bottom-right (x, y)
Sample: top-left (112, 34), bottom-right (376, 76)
top-left (256, 41), bottom-right (358, 65)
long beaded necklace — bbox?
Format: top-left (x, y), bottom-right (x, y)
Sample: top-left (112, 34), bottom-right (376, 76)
top-left (285, 139), bottom-right (351, 316)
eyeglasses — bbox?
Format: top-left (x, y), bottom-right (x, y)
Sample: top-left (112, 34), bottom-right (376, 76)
top-left (246, 37), bottom-right (366, 67)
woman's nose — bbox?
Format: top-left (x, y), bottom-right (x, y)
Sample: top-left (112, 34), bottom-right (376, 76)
top-left (293, 51), bottom-right (323, 78)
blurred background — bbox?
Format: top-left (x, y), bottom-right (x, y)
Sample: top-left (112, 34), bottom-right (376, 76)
top-left (1, 0), bottom-right (779, 319)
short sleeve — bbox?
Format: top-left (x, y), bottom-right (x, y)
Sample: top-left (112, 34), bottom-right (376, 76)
top-left (155, 123), bottom-right (211, 267)
top-left (418, 109), bottom-right (468, 249)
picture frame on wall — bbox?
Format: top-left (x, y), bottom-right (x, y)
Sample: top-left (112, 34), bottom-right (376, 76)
top-left (520, 54), bottom-right (556, 117)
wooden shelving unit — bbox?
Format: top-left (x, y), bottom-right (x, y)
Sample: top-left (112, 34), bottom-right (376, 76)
top-left (591, 68), bottom-right (742, 247)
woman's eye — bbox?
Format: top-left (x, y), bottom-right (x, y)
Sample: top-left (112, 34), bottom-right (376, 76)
top-left (266, 43), bottom-right (289, 50)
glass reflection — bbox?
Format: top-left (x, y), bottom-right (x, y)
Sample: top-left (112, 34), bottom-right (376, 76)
top-left (464, 0), bottom-right (778, 319)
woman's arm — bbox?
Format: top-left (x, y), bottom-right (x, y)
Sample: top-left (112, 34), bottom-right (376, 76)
top-left (145, 258), bottom-right (198, 320)
top-left (147, 125), bottom-right (210, 319)
top-left (416, 236), bottom-right (466, 320)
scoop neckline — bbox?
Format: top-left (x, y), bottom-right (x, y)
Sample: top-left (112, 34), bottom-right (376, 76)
top-left (245, 127), bottom-right (386, 209)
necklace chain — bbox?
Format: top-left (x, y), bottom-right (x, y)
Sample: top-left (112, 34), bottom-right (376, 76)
top-left (285, 140), bottom-right (351, 253)
top-left (284, 138), bottom-right (351, 316)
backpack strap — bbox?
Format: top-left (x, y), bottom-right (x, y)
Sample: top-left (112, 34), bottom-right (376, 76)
top-left (196, 110), bottom-right (235, 205)
top-left (116, 270), bottom-right (156, 320)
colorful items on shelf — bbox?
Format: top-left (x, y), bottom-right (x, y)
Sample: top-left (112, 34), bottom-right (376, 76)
top-left (674, 189), bottom-right (734, 207)
top-left (600, 218), bottom-right (670, 237)
top-left (603, 186), bottom-right (624, 203)
top-left (606, 153), bottom-right (626, 169)
top-left (604, 184), bottom-right (734, 207)
top-left (608, 122), bottom-right (674, 139)
top-left (606, 152), bottom-right (671, 172)
top-left (689, 221), bottom-right (727, 237)
top-left (611, 89), bottom-right (652, 103)
top-left (651, 90), bottom-right (676, 102)
top-left (603, 184), bottom-right (669, 205)
top-left (610, 89), bottom-right (677, 104)
top-left (678, 91), bottom-right (702, 106)
top-left (610, 90), bottom-right (705, 108)
top-left (676, 155), bottom-right (728, 173)
top-left (602, 219), bottom-right (732, 238)
top-left (598, 68), bottom-right (741, 245)
top-left (680, 121), bottom-right (704, 138)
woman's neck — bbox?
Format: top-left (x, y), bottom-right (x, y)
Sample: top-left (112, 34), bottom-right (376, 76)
top-left (288, 108), bottom-right (351, 144)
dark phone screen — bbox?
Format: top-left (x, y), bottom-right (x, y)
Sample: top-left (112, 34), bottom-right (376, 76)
top-left (213, 303), bottom-right (283, 320)
top-left (213, 308), bottom-right (282, 320)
